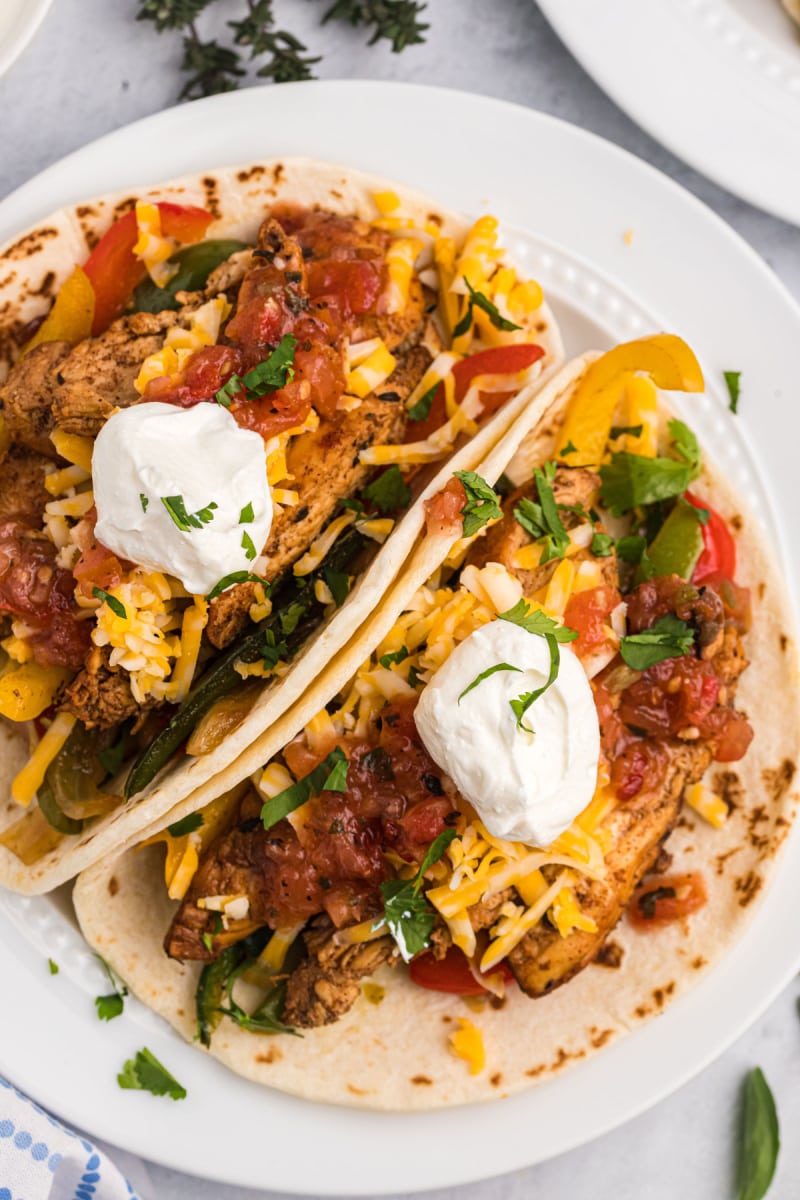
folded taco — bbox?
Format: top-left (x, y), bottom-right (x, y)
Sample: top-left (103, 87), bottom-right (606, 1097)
top-left (73, 337), bottom-right (799, 1108)
top-left (0, 158), bottom-right (564, 892)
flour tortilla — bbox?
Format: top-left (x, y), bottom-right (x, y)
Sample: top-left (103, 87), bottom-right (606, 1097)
top-left (73, 352), bottom-right (800, 1109)
top-left (0, 158), bottom-right (564, 892)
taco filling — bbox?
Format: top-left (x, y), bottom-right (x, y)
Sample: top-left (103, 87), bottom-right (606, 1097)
top-left (148, 340), bottom-right (754, 1043)
top-left (0, 191), bottom-right (554, 856)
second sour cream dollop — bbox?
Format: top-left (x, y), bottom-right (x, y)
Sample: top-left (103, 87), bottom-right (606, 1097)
top-left (93, 402), bottom-right (272, 595)
top-left (415, 620), bottom-right (600, 847)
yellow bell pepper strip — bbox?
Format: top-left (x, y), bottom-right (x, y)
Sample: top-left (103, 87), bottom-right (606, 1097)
top-left (557, 335), bottom-right (704, 468)
top-left (0, 663), bottom-right (72, 723)
top-left (22, 266), bottom-right (95, 355)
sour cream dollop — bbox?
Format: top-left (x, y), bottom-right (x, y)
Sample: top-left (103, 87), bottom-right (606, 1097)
top-left (414, 620), bottom-right (599, 847)
top-left (93, 402), bottom-right (272, 595)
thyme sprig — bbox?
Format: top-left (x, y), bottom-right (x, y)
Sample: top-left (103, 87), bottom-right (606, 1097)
top-left (136, 0), bottom-right (429, 100)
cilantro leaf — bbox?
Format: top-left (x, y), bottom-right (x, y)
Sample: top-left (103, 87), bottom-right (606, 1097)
top-left (407, 381), bottom-right (438, 422)
top-left (609, 424), bottom-right (643, 440)
top-left (167, 812), bottom-right (203, 838)
top-left (262, 628), bottom-right (289, 671)
top-left (118, 1047), bottom-right (186, 1100)
top-left (509, 632), bottom-right (560, 733)
top-left (497, 599), bottom-right (578, 643)
top-left (591, 531), bottom-right (614, 557)
top-left (453, 277), bottom-right (522, 338)
top-left (48, 958), bottom-right (59, 975)
top-left (261, 746), bottom-right (347, 831)
top-left (454, 470), bottom-right (502, 537)
top-left (457, 662), bottom-right (522, 704)
top-left (379, 647), bottom-right (409, 669)
top-left (96, 993), bottom-right (125, 1022)
top-left (93, 587), bottom-right (127, 620)
top-left (214, 374), bottom-right (244, 407)
top-left (240, 335), bottom-right (297, 397)
top-left (161, 495), bottom-right (217, 532)
top-left (338, 496), bottom-right (365, 515)
top-left (379, 828), bottom-right (458, 961)
top-left (724, 371), bottom-right (741, 415)
top-left (218, 981), bottom-right (297, 1038)
top-left (668, 418), bottom-right (701, 475)
top-left (362, 465), bottom-right (411, 514)
top-left (241, 531), bottom-right (257, 561)
top-left (139, 493), bottom-right (149, 512)
top-left (205, 571), bottom-right (266, 602)
top-left (619, 614), bottom-right (695, 670)
top-left (599, 454), bottom-right (694, 516)
top-left (323, 568), bottom-right (350, 608)
top-left (560, 440), bottom-right (577, 457)
top-left (279, 601), bottom-right (306, 636)
top-left (512, 462), bottom-right (570, 563)
top-left (239, 501), bottom-right (254, 524)
top-left (323, 757), bottom-right (349, 793)
top-left (93, 953), bottom-right (128, 1022)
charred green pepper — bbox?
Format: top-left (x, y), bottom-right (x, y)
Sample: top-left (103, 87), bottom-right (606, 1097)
top-left (132, 239), bottom-right (248, 313)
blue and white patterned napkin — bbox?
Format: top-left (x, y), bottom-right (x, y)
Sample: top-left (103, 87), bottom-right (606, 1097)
top-left (0, 1075), bottom-right (153, 1199)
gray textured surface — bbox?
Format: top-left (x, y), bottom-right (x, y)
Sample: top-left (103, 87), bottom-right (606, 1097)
top-left (1, 1), bottom-right (798, 1196)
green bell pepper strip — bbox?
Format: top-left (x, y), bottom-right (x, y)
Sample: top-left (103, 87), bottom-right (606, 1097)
top-left (642, 498), bottom-right (704, 581)
top-left (37, 721), bottom-right (118, 834)
top-left (131, 239), bottom-right (248, 313)
top-left (37, 778), bottom-right (83, 835)
top-left (124, 527), bottom-right (366, 800)
top-left (196, 944), bottom-right (241, 1047)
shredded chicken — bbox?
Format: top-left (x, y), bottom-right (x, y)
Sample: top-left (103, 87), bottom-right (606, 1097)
top-left (62, 644), bottom-right (142, 730)
top-left (283, 916), bottom-right (398, 1028)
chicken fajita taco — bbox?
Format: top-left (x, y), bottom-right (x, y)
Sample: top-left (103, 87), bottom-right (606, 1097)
top-left (0, 158), bottom-right (564, 892)
top-left (73, 337), bottom-right (800, 1108)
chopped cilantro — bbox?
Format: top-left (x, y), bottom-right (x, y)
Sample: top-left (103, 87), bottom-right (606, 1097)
top-left (379, 647), bottom-right (409, 669)
top-left (139, 493), bottom-right (149, 512)
top-left (458, 661), bottom-right (522, 704)
top-left (323, 757), bottom-right (349, 793)
top-left (668, 418), bottom-right (701, 474)
top-left (609, 424), bottom-right (643, 440)
top-left (261, 628), bottom-right (289, 671)
top-left (590, 531), bottom-right (614, 557)
top-left (94, 953), bottom-right (128, 1023)
top-left (619, 614), bottom-right (696, 670)
top-left (497, 601), bottom-right (578, 732)
top-left (407, 381), bottom-right (438, 421)
top-left (454, 470), bottom-right (502, 537)
top-left (240, 335), bottom-right (297, 397)
top-left (599, 418), bottom-right (701, 515)
top-left (48, 959), bottom-right (59, 975)
top-left (161, 495), bottom-right (217, 532)
top-left (453, 277), bottom-right (522, 338)
top-left (724, 370), bottom-right (741, 414)
top-left (261, 747), bottom-right (347, 831)
top-left (118, 1047), bottom-right (186, 1100)
top-left (362, 465), bottom-right (411, 514)
top-left (379, 828), bottom-right (458, 961)
top-left (512, 461), bottom-right (570, 563)
top-left (92, 587), bottom-right (127, 620)
top-left (205, 571), bottom-right (265, 602)
top-left (239, 501), bottom-right (254, 524)
top-left (167, 813), bottom-right (203, 838)
top-left (560, 440), bottom-right (578, 457)
top-left (215, 374), bottom-right (244, 407)
top-left (241, 531), bottom-right (257, 561)
top-left (279, 601), bottom-right (306, 636)
top-left (338, 496), bottom-right (365, 515)
top-left (323, 568), bottom-right (350, 608)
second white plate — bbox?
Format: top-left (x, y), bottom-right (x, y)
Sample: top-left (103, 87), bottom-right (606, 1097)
top-left (538, 0), bottom-right (800, 226)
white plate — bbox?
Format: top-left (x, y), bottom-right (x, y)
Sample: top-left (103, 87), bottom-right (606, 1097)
top-left (0, 0), bottom-right (53, 79)
top-left (538, 0), bottom-right (800, 226)
top-left (0, 82), bottom-right (799, 1194)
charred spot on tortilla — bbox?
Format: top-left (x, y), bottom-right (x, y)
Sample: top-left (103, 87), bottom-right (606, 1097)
top-left (593, 941), bottom-right (624, 969)
top-left (255, 1047), bottom-right (282, 1065)
top-left (5, 227), bottom-right (60, 262)
top-left (652, 983), bottom-right (676, 1009)
top-left (730, 513), bottom-right (743, 531)
top-left (762, 760), bottom-right (796, 803)
top-left (108, 876), bottom-right (119, 896)
top-left (735, 870), bottom-right (763, 907)
top-left (590, 1028), bottom-right (614, 1050)
top-left (411, 1075), bottom-right (433, 1086)
top-left (490, 1071), bottom-right (503, 1087)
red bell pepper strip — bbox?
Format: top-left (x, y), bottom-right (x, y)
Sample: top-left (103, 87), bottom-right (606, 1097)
top-left (83, 202), bottom-right (213, 335)
top-left (685, 491), bottom-right (737, 584)
top-left (409, 947), bottom-right (514, 994)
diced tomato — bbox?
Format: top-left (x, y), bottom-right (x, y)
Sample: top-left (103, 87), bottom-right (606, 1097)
top-left (0, 520), bottom-right (89, 668)
top-left (694, 707), bottom-right (754, 762)
top-left (424, 477), bottom-right (466, 537)
top-left (610, 739), bottom-right (667, 801)
top-left (630, 872), bottom-right (708, 929)
top-left (407, 343), bottom-right (545, 442)
top-left (564, 586), bottom-right (621, 657)
top-left (685, 492), bottom-right (737, 584)
top-left (410, 948), bottom-right (514, 995)
top-left (619, 656), bottom-right (720, 739)
top-left (145, 344), bottom-right (243, 408)
top-left (73, 538), bottom-right (127, 600)
top-left (83, 202), bottom-right (212, 334)
top-left (307, 259), bottom-right (383, 317)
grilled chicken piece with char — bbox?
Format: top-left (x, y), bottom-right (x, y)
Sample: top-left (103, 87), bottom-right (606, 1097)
top-left (62, 644), bottom-right (153, 731)
top-left (508, 741), bottom-right (712, 996)
top-left (0, 445), bottom-right (55, 523)
top-left (0, 341), bottom-right (70, 455)
top-left (283, 915), bottom-right (398, 1028)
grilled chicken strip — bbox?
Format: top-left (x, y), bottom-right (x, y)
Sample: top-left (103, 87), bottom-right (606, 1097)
top-left (63, 644), bottom-right (154, 731)
top-left (283, 915), bottom-right (398, 1029)
top-left (0, 340), bottom-right (70, 455)
top-left (508, 740), bottom-right (712, 996)
top-left (0, 445), bottom-right (55, 523)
